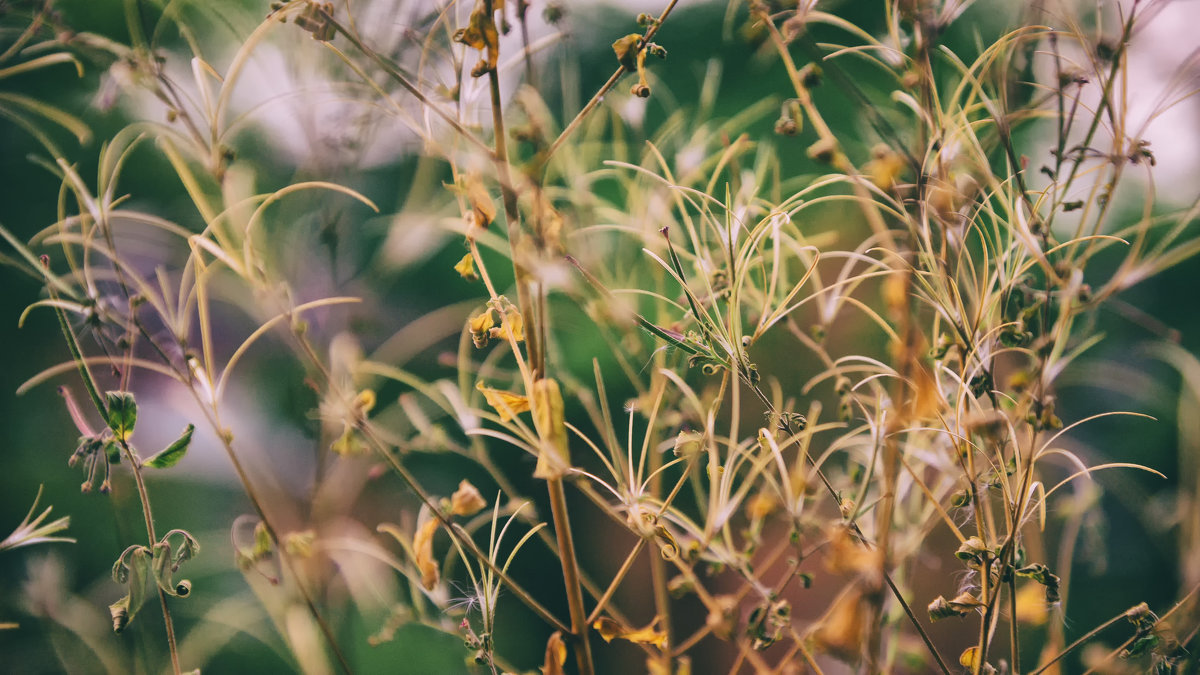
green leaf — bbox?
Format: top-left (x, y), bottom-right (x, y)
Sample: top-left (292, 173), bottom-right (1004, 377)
top-left (109, 594), bottom-right (131, 633)
top-left (143, 424), bottom-right (194, 469)
top-left (164, 528), bottom-right (201, 567)
top-left (151, 542), bottom-right (173, 594)
top-left (109, 546), bottom-right (150, 633)
top-left (103, 440), bottom-right (121, 464)
top-left (104, 391), bottom-right (137, 441)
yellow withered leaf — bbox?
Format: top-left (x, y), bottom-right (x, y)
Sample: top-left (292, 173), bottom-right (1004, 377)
top-left (541, 631), bottom-right (566, 675)
top-left (593, 616), bottom-right (667, 650)
top-left (532, 378), bottom-right (569, 479)
top-left (476, 381), bottom-right (530, 422)
top-left (413, 518), bottom-right (440, 590)
top-left (959, 646), bottom-right (981, 670)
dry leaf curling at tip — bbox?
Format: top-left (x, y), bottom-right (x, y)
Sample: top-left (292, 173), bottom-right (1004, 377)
top-left (540, 631), bottom-right (567, 675)
top-left (413, 518), bottom-right (440, 591)
top-left (476, 381), bottom-right (530, 422)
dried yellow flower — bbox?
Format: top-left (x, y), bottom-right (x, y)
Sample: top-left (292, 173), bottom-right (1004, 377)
top-left (452, 1), bottom-right (499, 77)
top-left (454, 252), bottom-right (477, 281)
top-left (506, 310), bottom-right (525, 341)
top-left (469, 310), bottom-right (495, 349)
top-left (352, 389), bottom-right (376, 416)
top-left (450, 479), bottom-right (486, 517)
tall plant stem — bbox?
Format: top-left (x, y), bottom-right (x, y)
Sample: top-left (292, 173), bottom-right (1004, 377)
top-left (482, 0), bottom-right (542, 378)
top-left (548, 477), bottom-right (595, 675)
top-left (121, 440), bottom-right (182, 675)
top-left (44, 269), bottom-right (184, 673)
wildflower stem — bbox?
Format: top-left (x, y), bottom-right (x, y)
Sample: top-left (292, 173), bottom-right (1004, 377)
top-left (751, 383), bottom-right (952, 674)
top-left (44, 262), bottom-right (184, 673)
top-left (586, 539), bottom-right (646, 624)
top-left (119, 439), bottom-right (182, 675)
top-left (483, 0), bottom-right (543, 379)
top-left (547, 476), bottom-right (595, 675)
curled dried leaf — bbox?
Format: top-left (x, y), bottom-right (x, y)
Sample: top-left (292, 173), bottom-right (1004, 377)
top-left (542, 631), bottom-right (567, 675)
top-left (413, 518), bottom-right (440, 590)
top-left (476, 381), bottom-right (530, 422)
top-left (593, 616), bottom-right (667, 649)
top-left (532, 378), bottom-right (569, 479)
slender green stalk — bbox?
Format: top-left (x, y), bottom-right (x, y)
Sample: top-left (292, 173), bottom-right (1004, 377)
top-left (547, 477), bottom-right (595, 675)
top-left (43, 264), bottom-right (183, 675)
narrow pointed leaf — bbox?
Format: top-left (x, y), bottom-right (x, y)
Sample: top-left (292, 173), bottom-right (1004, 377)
top-left (144, 424), bottom-right (194, 469)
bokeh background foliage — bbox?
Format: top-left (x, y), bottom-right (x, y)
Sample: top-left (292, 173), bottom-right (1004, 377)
top-left (1, 0), bottom-right (1199, 673)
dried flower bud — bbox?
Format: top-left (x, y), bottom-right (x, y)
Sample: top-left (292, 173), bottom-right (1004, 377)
top-left (469, 310), bottom-right (495, 348)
